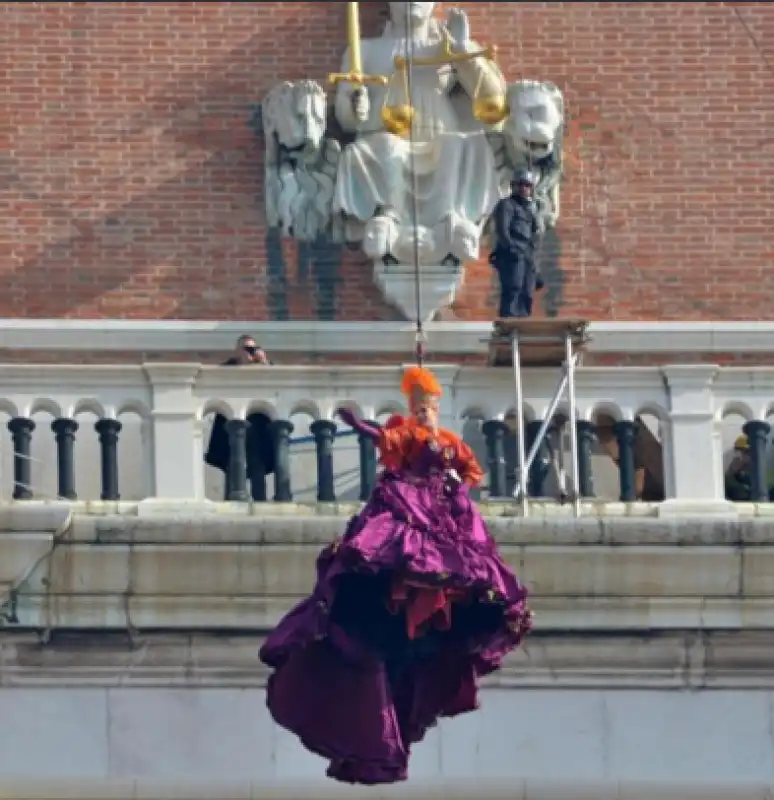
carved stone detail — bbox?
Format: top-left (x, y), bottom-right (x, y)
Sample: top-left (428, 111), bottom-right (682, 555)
top-left (2, 631), bottom-right (774, 690)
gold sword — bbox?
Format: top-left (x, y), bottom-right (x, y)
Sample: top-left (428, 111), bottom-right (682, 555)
top-left (328, 2), bottom-right (389, 87)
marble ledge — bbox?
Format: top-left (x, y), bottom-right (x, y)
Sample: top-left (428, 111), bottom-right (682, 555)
top-left (65, 510), bottom-right (774, 547)
top-left (29, 539), bottom-right (774, 599)
top-left (7, 499), bottom-right (668, 521)
top-left (3, 317), bottom-right (774, 355)
top-left (8, 498), bottom-right (774, 523)
top-left (2, 630), bottom-right (774, 691)
top-left (0, 779), bottom-right (770, 800)
top-left (1, 500), bottom-right (772, 549)
top-left (12, 594), bottom-right (774, 635)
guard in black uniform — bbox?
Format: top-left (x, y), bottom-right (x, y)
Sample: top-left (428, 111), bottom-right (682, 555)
top-left (490, 170), bottom-right (544, 318)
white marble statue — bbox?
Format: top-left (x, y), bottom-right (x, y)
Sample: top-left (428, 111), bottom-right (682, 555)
top-left (331, 1), bottom-right (506, 270)
top-left (262, 80), bottom-right (342, 242)
top-left (503, 79), bottom-right (565, 229)
top-left (259, 3), bottom-right (565, 320)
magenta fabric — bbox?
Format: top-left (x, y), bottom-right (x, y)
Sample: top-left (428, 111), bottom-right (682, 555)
top-left (260, 446), bottom-right (532, 785)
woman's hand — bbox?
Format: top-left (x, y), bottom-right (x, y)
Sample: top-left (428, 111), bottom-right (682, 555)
top-left (446, 473), bottom-right (472, 514)
top-left (445, 468), bottom-right (463, 490)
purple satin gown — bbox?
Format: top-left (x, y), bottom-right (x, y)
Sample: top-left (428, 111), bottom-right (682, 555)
top-left (260, 438), bottom-right (532, 785)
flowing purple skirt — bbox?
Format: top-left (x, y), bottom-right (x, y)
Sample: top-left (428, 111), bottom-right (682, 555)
top-left (259, 471), bottom-right (532, 785)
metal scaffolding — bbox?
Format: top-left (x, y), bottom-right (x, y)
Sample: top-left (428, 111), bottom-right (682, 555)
top-left (488, 319), bottom-right (589, 517)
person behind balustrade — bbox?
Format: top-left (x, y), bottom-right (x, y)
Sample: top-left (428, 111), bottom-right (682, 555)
top-left (259, 365), bottom-right (532, 785)
top-left (724, 432), bottom-right (774, 502)
top-left (490, 169), bottom-right (545, 319)
top-left (725, 434), bottom-right (753, 502)
top-left (204, 334), bottom-right (275, 501)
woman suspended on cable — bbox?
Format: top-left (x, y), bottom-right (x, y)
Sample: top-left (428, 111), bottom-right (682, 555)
top-left (259, 365), bottom-right (533, 785)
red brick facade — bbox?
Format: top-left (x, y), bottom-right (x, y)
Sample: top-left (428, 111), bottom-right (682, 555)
top-left (2, 2), bottom-right (772, 323)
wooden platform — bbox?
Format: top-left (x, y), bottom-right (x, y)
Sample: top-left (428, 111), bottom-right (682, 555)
top-left (487, 318), bottom-right (590, 368)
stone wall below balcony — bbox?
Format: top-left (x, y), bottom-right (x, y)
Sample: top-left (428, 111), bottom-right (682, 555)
top-left (1, 506), bottom-right (774, 791)
top-left (4, 504), bottom-right (774, 632)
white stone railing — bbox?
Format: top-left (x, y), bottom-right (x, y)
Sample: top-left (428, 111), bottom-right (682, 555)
top-left (0, 363), bottom-right (772, 507)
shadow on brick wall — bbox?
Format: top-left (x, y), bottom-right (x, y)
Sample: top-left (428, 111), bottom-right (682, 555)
top-left (6, 2), bottom-right (572, 322)
top-left (6, 3), bottom-right (395, 322)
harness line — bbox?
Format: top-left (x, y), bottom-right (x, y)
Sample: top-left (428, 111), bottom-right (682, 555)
top-left (403, 8), bottom-right (426, 367)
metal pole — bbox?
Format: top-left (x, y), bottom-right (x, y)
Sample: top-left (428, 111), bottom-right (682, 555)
top-left (514, 365), bottom-right (570, 500)
top-left (511, 332), bottom-right (528, 517)
top-left (553, 426), bottom-right (568, 501)
top-left (566, 332), bottom-right (581, 517)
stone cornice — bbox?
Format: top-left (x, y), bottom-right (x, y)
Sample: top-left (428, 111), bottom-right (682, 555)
top-left (0, 779), bottom-right (767, 800)
top-left (3, 631), bottom-right (774, 691)
top-left (12, 497), bottom-right (774, 526)
top-left (75, 507), bottom-right (774, 546)
top-left (1, 319), bottom-right (774, 355)
top-left (5, 510), bottom-right (774, 641)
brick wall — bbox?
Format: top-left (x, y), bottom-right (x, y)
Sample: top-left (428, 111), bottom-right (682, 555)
top-left (2, 2), bottom-right (772, 323)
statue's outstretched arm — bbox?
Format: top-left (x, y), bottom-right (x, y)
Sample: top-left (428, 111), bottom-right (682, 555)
top-left (453, 48), bottom-right (506, 111)
top-left (442, 10), bottom-right (505, 116)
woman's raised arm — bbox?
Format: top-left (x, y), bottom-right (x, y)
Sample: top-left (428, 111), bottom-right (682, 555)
top-left (337, 408), bottom-right (380, 441)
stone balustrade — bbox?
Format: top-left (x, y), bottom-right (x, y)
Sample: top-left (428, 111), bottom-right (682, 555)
top-left (0, 362), bottom-right (773, 508)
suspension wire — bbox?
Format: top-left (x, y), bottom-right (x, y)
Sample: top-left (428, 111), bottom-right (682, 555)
top-left (403, 6), bottom-right (426, 366)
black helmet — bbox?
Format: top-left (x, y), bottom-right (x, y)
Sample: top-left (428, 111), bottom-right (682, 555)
top-left (514, 169), bottom-right (536, 187)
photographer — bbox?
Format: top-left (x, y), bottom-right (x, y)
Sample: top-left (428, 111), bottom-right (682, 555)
top-left (204, 335), bottom-right (275, 501)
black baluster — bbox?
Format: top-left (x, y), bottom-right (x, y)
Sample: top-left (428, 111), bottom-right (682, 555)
top-left (51, 418), bottom-right (78, 500)
top-left (358, 419), bottom-right (380, 501)
top-left (743, 419), bottom-right (771, 502)
top-left (247, 463), bottom-right (267, 502)
top-left (613, 420), bottom-right (638, 502)
top-left (95, 418), bottom-right (122, 501)
top-left (271, 419), bottom-right (294, 502)
top-left (311, 419), bottom-right (337, 502)
top-left (8, 418), bottom-right (35, 500)
top-left (246, 413), bottom-right (270, 503)
top-left (225, 419), bottom-right (249, 502)
top-left (482, 420), bottom-right (508, 498)
top-left (576, 420), bottom-right (597, 498)
top-left (503, 419), bottom-right (519, 496)
top-left (526, 419), bottom-right (553, 498)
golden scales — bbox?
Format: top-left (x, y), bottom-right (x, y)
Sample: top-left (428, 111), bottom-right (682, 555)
top-left (328, 2), bottom-right (509, 138)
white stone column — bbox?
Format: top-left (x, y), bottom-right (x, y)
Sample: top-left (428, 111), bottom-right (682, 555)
top-left (661, 365), bottom-right (730, 510)
top-left (139, 417), bottom-right (155, 499)
top-left (433, 365), bottom-right (463, 435)
top-left (142, 364), bottom-right (203, 500)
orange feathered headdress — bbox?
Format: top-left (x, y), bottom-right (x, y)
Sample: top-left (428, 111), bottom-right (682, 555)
top-left (400, 366), bottom-right (442, 409)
